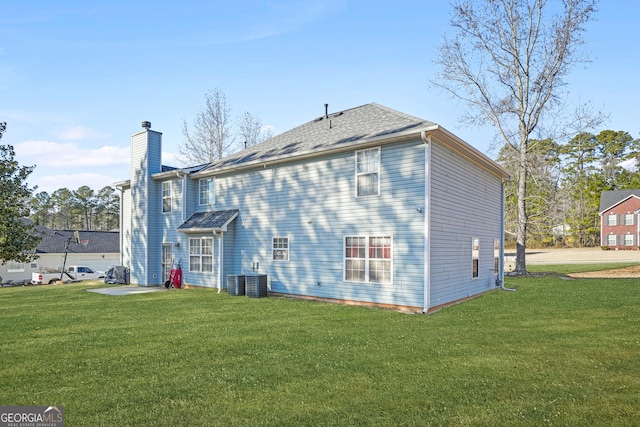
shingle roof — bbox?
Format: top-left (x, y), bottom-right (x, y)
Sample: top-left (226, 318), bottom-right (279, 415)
top-left (177, 209), bottom-right (239, 233)
top-left (197, 103), bottom-right (436, 175)
top-left (35, 227), bottom-right (120, 254)
top-left (599, 189), bottom-right (640, 213)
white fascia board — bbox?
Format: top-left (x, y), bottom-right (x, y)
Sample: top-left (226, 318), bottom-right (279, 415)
top-left (598, 195), bottom-right (640, 215)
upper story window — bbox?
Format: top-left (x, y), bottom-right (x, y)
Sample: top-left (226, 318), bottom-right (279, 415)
top-left (607, 214), bottom-right (617, 226)
top-left (162, 181), bottom-right (172, 213)
top-left (624, 213), bottom-right (635, 225)
top-left (199, 178), bottom-right (215, 205)
top-left (273, 237), bottom-right (289, 261)
top-left (355, 148), bottom-right (380, 197)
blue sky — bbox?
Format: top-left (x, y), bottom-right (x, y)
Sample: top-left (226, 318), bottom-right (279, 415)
top-left (1, 1), bottom-right (638, 194)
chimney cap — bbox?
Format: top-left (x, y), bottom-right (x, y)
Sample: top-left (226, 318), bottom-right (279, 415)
top-left (142, 121), bottom-right (151, 129)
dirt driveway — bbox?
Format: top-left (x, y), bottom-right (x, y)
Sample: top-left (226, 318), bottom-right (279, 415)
top-left (505, 248), bottom-right (640, 278)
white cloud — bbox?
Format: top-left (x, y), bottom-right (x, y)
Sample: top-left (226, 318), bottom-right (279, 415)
top-left (15, 139), bottom-right (129, 168)
top-left (162, 150), bottom-right (182, 168)
top-left (55, 125), bottom-right (110, 141)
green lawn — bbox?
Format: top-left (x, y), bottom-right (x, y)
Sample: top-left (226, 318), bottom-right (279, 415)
top-left (1, 272), bottom-right (638, 426)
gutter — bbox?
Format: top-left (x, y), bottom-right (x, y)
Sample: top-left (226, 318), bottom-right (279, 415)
top-left (191, 128), bottom-right (432, 179)
top-left (117, 186), bottom-right (125, 266)
top-left (191, 125), bottom-right (511, 183)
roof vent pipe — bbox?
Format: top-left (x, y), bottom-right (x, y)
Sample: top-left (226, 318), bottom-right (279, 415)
top-left (142, 121), bottom-right (151, 129)
top-left (324, 104), bottom-right (328, 119)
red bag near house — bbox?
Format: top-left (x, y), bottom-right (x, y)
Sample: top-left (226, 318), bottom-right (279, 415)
top-left (171, 265), bottom-right (182, 289)
top-left (164, 260), bottom-right (182, 289)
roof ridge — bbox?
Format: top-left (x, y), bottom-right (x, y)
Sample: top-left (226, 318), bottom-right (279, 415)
top-left (367, 102), bottom-right (429, 124)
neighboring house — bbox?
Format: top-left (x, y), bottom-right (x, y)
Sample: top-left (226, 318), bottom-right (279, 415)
top-left (0, 227), bottom-right (120, 283)
top-left (599, 189), bottom-right (640, 249)
top-left (116, 103), bottom-right (510, 313)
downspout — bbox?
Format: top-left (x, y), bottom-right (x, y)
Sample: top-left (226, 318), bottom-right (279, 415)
top-left (498, 179), bottom-right (516, 292)
top-left (117, 186), bottom-right (125, 266)
top-left (217, 231), bottom-right (223, 293)
top-left (420, 131), bottom-right (431, 313)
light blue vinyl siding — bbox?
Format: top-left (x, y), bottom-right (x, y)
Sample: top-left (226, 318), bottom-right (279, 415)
top-left (130, 130), bottom-right (162, 286)
top-left (428, 138), bottom-right (503, 307)
top-left (210, 139), bottom-right (426, 308)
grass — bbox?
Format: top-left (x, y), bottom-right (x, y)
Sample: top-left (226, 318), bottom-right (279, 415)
top-left (526, 262), bottom-right (639, 275)
top-left (1, 274), bottom-right (639, 426)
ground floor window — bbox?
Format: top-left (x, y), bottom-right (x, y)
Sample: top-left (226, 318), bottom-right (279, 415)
top-left (494, 239), bottom-right (500, 275)
top-left (189, 237), bottom-right (213, 272)
top-left (624, 234), bottom-right (635, 246)
top-left (273, 237), bottom-right (289, 261)
top-left (472, 238), bottom-right (479, 279)
top-left (344, 235), bottom-right (392, 284)
top-left (607, 234), bottom-right (617, 246)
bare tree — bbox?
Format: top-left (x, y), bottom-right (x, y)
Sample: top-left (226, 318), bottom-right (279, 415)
top-left (237, 111), bottom-right (273, 149)
top-left (179, 88), bottom-right (235, 165)
top-left (433, 0), bottom-right (597, 273)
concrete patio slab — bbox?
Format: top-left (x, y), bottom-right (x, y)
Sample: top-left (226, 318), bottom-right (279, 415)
top-left (87, 286), bottom-right (165, 296)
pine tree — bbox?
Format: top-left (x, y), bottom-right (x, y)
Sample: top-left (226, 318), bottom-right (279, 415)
top-left (0, 122), bottom-right (41, 263)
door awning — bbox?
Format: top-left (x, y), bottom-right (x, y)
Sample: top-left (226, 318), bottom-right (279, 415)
top-left (177, 209), bottom-right (239, 233)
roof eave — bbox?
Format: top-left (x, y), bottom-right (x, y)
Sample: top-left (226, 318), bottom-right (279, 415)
top-left (114, 180), bottom-right (130, 189)
top-left (191, 125), bottom-right (509, 181)
top-left (598, 194), bottom-right (640, 215)
top-left (191, 127), bottom-right (429, 179)
top-left (423, 125), bottom-right (511, 180)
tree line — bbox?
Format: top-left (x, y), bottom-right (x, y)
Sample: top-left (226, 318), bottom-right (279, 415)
top-left (29, 185), bottom-right (120, 231)
top-left (498, 129), bottom-right (640, 248)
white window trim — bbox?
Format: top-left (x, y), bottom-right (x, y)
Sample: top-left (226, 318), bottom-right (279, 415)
top-left (472, 237), bottom-right (480, 279)
top-left (624, 213), bottom-right (635, 225)
top-left (624, 234), bottom-right (635, 246)
top-left (162, 181), bottom-right (172, 213)
top-left (493, 239), bottom-right (500, 275)
top-left (355, 147), bottom-right (381, 197)
top-left (189, 237), bottom-right (213, 273)
top-left (343, 235), bottom-right (393, 284)
top-left (199, 178), bottom-right (215, 206)
top-left (607, 214), bottom-right (617, 226)
top-left (272, 237), bottom-right (290, 261)
top-left (607, 234), bottom-right (617, 246)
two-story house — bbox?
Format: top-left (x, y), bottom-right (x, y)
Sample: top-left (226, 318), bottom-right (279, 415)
top-left (599, 189), bottom-right (640, 249)
top-left (116, 103), bottom-right (510, 313)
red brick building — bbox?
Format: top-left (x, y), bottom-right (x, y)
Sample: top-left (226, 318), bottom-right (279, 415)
top-left (599, 190), bottom-right (640, 249)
